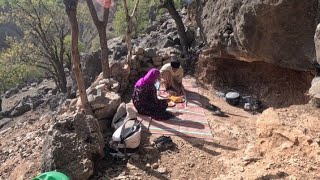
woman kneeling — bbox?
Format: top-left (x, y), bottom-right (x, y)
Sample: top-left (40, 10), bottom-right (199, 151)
top-left (132, 68), bottom-right (172, 120)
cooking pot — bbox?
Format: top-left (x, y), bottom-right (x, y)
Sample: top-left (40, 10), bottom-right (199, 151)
top-left (225, 91), bottom-right (240, 106)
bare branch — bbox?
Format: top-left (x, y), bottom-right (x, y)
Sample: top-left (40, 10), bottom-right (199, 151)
top-left (130, 0), bottom-right (140, 17)
top-left (86, 0), bottom-right (103, 27)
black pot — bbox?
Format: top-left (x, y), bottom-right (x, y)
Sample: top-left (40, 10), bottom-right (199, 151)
top-left (225, 91), bottom-right (240, 106)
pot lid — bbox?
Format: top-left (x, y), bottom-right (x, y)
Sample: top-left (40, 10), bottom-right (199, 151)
top-left (225, 92), bottom-right (240, 99)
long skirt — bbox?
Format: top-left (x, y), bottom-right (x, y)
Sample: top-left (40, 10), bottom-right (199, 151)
top-left (132, 84), bottom-right (173, 120)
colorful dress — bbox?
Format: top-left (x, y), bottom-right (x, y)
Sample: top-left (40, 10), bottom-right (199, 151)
top-left (132, 84), bottom-right (172, 120)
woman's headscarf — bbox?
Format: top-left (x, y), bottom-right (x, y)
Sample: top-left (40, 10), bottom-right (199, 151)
top-left (135, 68), bottom-right (160, 88)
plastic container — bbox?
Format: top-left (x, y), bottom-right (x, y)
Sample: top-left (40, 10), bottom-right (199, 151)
top-left (32, 171), bottom-right (70, 180)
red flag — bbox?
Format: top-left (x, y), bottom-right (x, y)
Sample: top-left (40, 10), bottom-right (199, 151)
top-left (96, 0), bottom-right (112, 8)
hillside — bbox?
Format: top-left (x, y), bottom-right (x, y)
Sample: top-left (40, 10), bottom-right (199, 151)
top-left (1, 0), bottom-right (320, 180)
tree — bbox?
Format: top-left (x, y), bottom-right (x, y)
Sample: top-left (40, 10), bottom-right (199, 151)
top-left (123, 0), bottom-right (140, 65)
top-left (159, 0), bottom-right (189, 55)
top-left (64, 0), bottom-right (93, 115)
top-left (1, 0), bottom-right (69, 92)
top-left (65, 2), bottom-right (99, 69)
top-left (86, 0), bottom-right (110, 79)
top-left (114, 0), bottom-right (154, 37)
top-left (0, 0), bottom-right (97, 92)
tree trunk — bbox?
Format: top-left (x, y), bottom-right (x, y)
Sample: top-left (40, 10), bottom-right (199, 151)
top-left (57, 63), bottom-right (68, 93)
top-left (123, 0), bottom-right (139, 65)
top-left (64, 0), bottom-right (93, 115)
top-left (98, 25), bottom-right (110, 79)
top-left (159, 0), bottom-right (189, 54)
top-left (86, 0), bottom-right (110, 79)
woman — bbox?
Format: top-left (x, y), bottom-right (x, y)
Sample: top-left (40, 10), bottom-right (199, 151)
top-left (132, 68), bottom-right (172, 120)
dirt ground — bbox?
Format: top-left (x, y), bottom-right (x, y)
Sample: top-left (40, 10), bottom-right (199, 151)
top-left (0, 80), bottom-right (56, 180)
top-left (90, 86), bottom-right (259, 180)
top-left (0, 109), bottom-right (54, 180)
top-left (91, 85), bottom-right (320, 180)
top-left (1, 80), bottom-right (319, 180)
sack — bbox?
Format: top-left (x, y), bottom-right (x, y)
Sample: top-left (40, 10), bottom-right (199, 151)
top-left (112, 103), bottom-right (137, 129)
top-left (110, 104), bottom-right (141, 158)
top-left (109, 118), bottom-right (142, 158)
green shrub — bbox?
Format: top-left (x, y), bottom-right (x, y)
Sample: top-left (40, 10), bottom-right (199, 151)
top-left (114, 0), bottom-right (181, 37)
top-left (114, 0), bottom-right (150, 37)
top-left (0, 39), bottom-right (43, 92)
top-left (0, 61), bottom-right (43, 92)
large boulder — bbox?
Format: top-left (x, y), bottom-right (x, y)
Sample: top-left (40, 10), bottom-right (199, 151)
top-left (4, 87), bottom-right (19, 99)
top-left (10, 101), bottom-right (31, 117)
top-left (110, 63), bottom-right (131, 92)
top-left (41, 112), bottom-right (104, 180)
top-left (67, 51), bottom-right (102, 98)
top-left (0, 118), bottom-right (13, 129)
top-left (10, 95), bottom-right (45, 117)
top-left (80, 51), bottom-right (102, 88)
top-left (108, 37), bottom-right (128, 61)
top-left (144, 48), bottom-right (157, 58)
top-left (89, 74), bottom-right (120, 92)
top-left (91, 91), bottom-right (121, 120)
top-left (82, 76), bottom-right (122, 120)
top-left (192, 0), bottom-right (319, 70)
top-left (309, 76), bottom-right (320, 107)
top-left (46, 93), bottom-right (67, 111)
top-left (224, 106), bottom-right (320, 179)
top-left (112, 44), bottom-right (128, 60)
top-left (254, 107), bottom-right (320, 175)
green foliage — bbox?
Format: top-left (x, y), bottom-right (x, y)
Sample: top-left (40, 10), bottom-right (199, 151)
top-left (77, 2), bottom-right (98, 52)
top-left (0, 40), bottom-right (43, 91)
top-left (0, 0), bottom-right (97, 91)
top-left (64, 34), bottom-right (85, 55)
top-left (114, 0), bottom-right (156, 37)
top-left (90, 36), bottom-right (101, 52)
top-left (0, 0), bottom-right (6, 6)
top-left (114, 0), bottom-right (182, 37)
top-left (0, 62), bottom-right (42, 92)
top-left (174, 0), bottom-right (182, 9)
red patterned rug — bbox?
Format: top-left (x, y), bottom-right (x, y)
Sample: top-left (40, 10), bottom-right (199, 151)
top-left (128, 78), bottom-right (213, 140)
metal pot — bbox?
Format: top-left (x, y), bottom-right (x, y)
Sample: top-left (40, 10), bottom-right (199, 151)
top-left (225, 91), bottom-right (240, 106)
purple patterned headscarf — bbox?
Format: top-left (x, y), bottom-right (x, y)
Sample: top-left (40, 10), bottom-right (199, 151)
top-left (135, 68), bottom-right (160, 88)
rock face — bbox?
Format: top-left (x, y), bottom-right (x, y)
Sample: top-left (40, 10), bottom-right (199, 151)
top-left (4, 87), bottom-right (19, 99)
top-left (10, 95), bottom-right (45, 117)
top-left (41, 112), bottom-right (104, 180)
top-left (192, 0), bottom-right (319, 70)
top-left (68, 74), bottom-right (122, 121)
top-left (309, 76), bottom-right (320, 107)
top-left (110, 62), bottom-right (131, 92)
top-left (315, 24), bottom-right (320, 64)
top-left (80, 51), bottom-right (102, 88)
top-left (0, 118), bottom-right (13, 129)
top-left (68, 51), bottom-right (102, 98)
top-left (251, 106), bottom-right (320, 179)
top-left (196, 56), bottom-right (313, 108)
top-left (91, 92), bottom-right (120, 120)
top-left (88, 78), bottom-right (121, 120)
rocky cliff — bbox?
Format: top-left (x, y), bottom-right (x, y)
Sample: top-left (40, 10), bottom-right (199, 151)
top-left (191, 0), bottom-right (319, 71)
